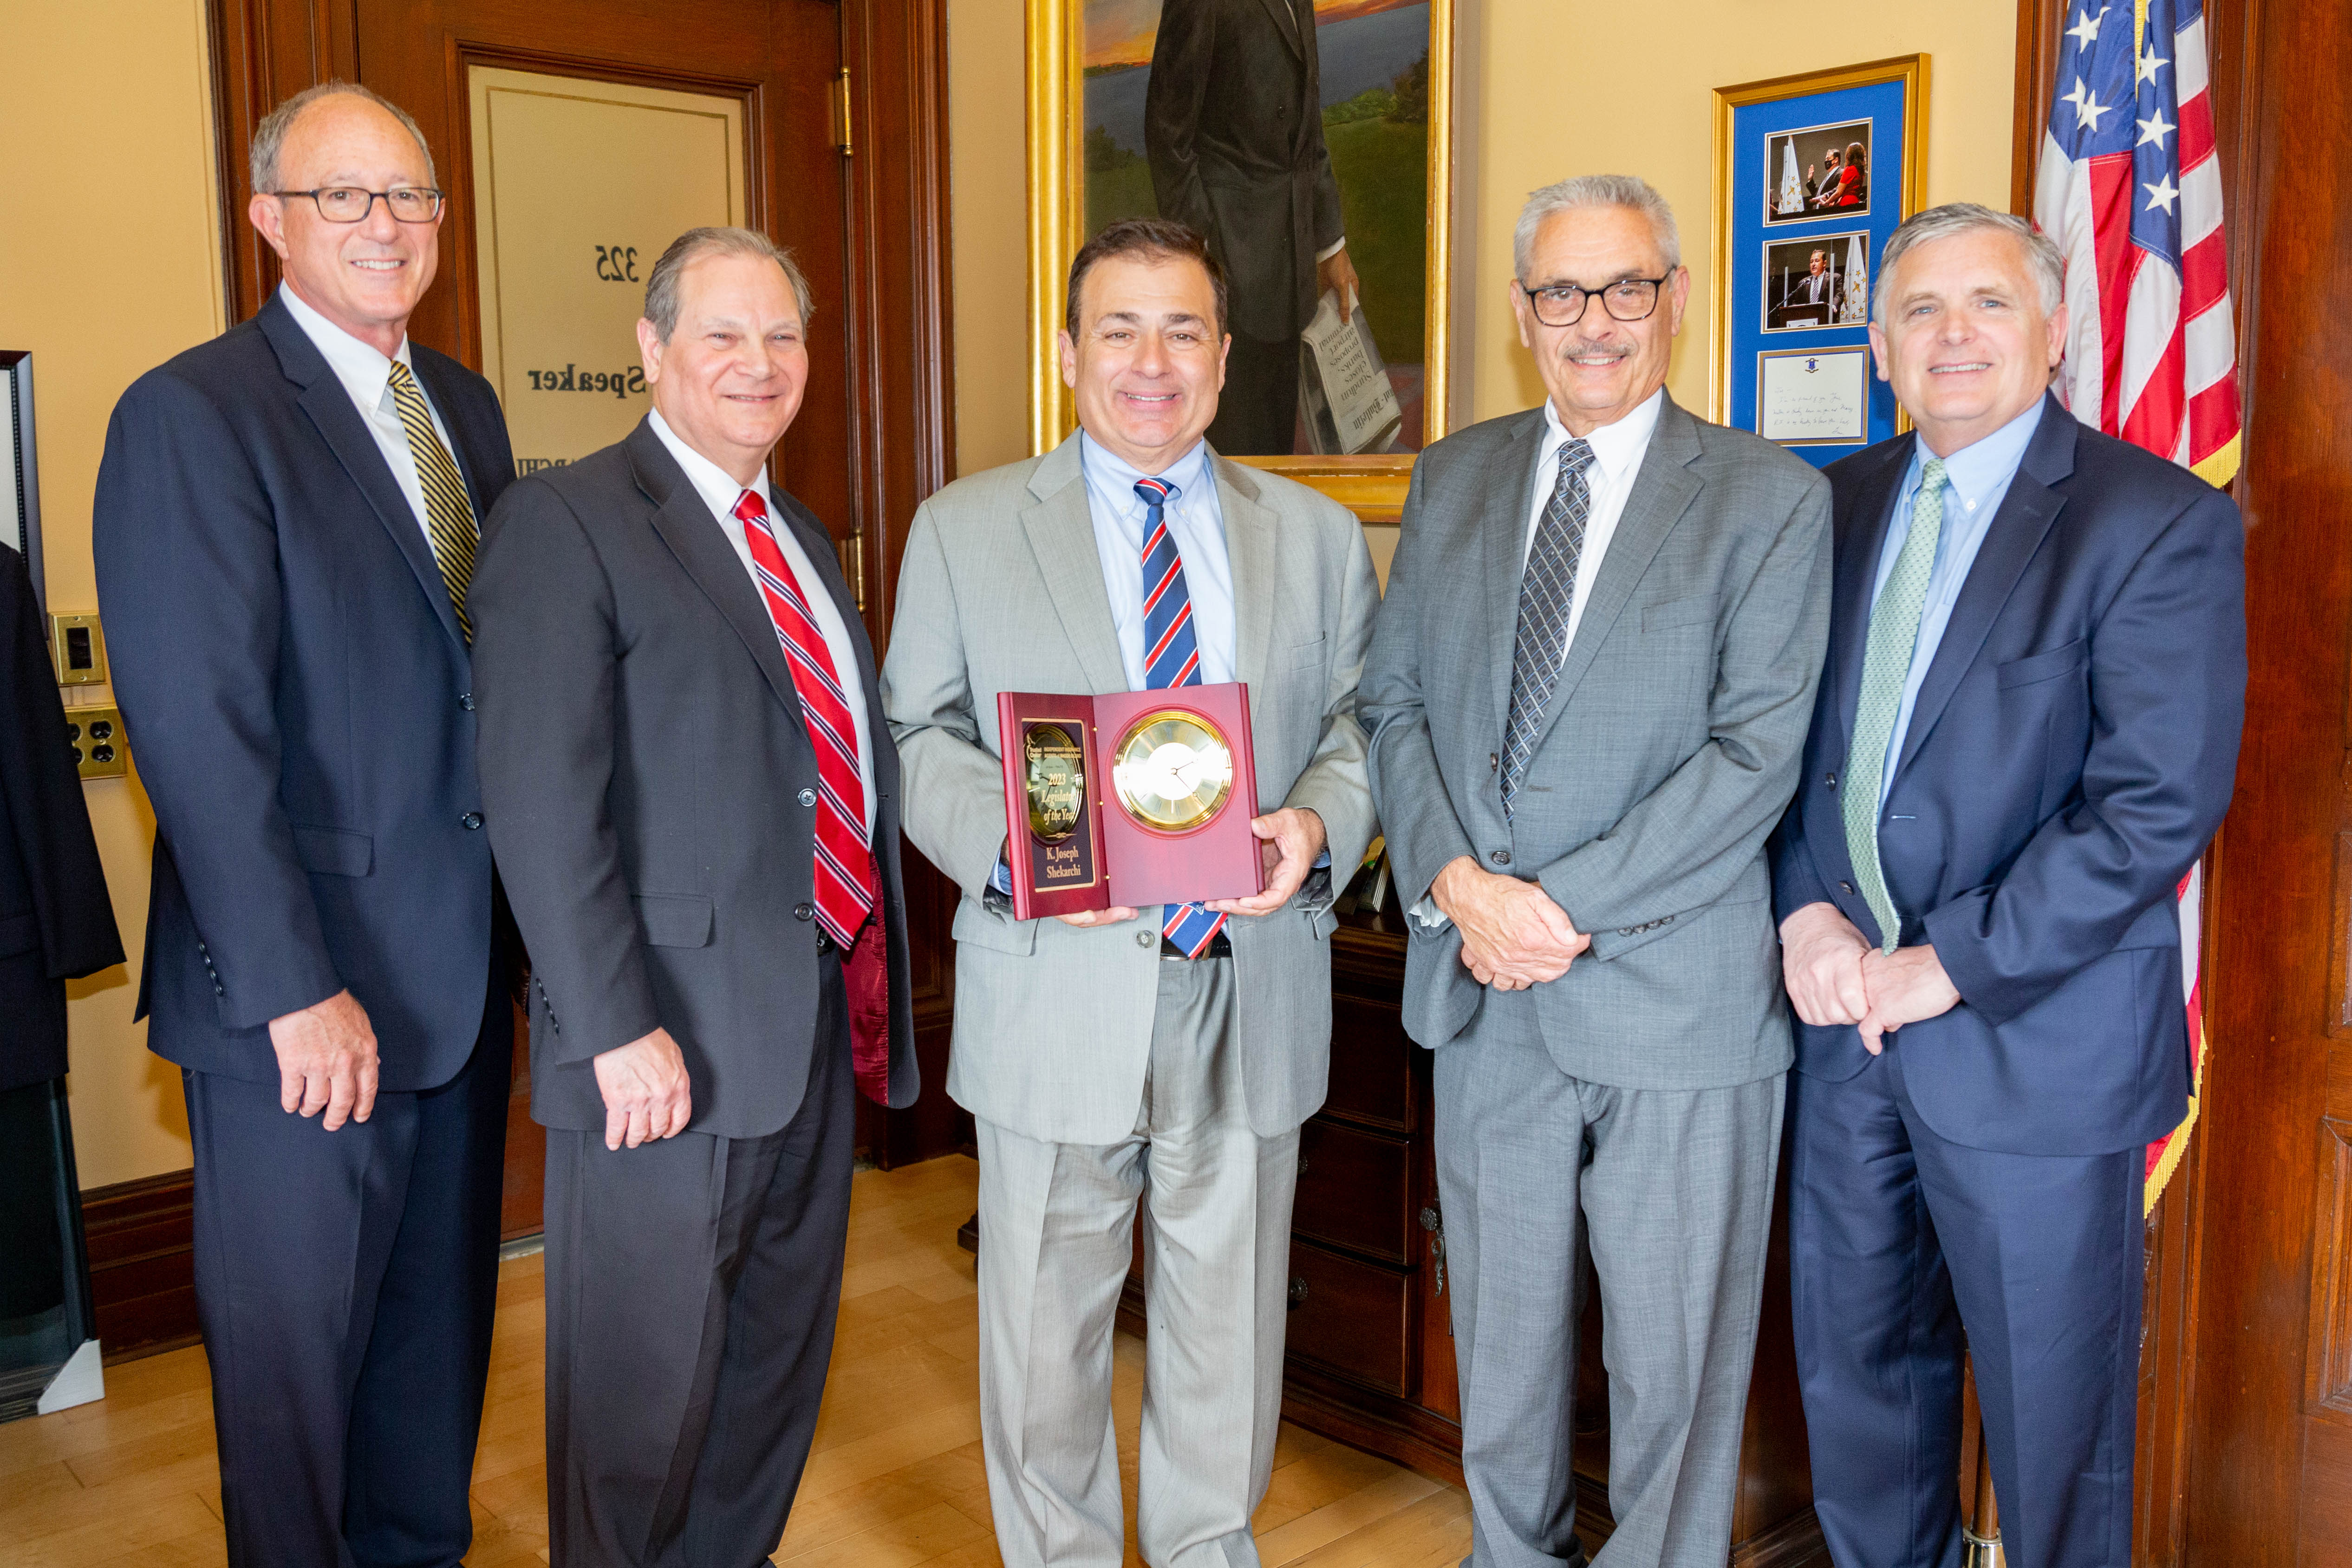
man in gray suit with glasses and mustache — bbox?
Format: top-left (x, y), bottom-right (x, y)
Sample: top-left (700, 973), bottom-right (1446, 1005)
top-left (1361, 174), bottom-right (1831, 1568)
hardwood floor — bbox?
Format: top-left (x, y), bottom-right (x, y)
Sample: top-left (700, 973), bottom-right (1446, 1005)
top-left (0, 1155), bottom-right (1472, 1568)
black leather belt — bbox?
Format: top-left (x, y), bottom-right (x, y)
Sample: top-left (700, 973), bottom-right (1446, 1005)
top-left (1160, 930), bottom-right (1232, 960)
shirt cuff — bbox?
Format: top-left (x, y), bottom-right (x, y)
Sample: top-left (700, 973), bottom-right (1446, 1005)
top-left (1316, 236), bottom-right (1347, 263)
top-left (1409, 895), bottom-right (1449, 932)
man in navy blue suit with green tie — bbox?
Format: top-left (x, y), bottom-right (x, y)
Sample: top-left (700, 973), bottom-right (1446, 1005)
top-left (95, 84), bottom-right (513, 1567)
top-left (1772, 203), bottom-right (2245, 1568)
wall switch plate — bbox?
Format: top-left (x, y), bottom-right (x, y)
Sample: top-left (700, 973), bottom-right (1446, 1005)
top-left (64, 706), bottom-right (127, 779)
top-left (49, 614), bottom-right (108, 686)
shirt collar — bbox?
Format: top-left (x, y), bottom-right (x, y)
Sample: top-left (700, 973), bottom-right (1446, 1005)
top-left (1909, 397), bottom-right (2047, 511)
top-left (1542, 387), bottom-right (1664, 488)
top-left (1079, 430), bottom-right (1212, 509)
top-left (276, 282), bottom-right (412, 411)
top-left (647, 407), bottom-right (772, 522)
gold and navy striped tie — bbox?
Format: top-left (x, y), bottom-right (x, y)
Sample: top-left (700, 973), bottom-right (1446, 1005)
top-left (386, 360), bottom-right (479, 640)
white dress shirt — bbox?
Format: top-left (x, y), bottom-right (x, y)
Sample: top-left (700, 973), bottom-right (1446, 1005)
top-left (277, 283), bottom-right (460, 547)
top-left (1520, 387), bottom-right (1664, 666)
top-left (1077, 431), bottom-right (1236, 690)
top-left (647, 408), bottom-right (877, 832)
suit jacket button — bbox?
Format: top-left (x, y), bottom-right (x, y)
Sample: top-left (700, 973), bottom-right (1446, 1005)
top-left (1824, 772), bottom-right (1836, 788)
top-left (1489, 753), bottom-right (1499, 773)
top-left (795, 902), bottom-right (814, 921)
top-left (1136, 930), bottom-right (1154, 948)
top-left (799, 788), bottom-right (817, 807)
top-left (1839, 880), bottom-right (1853, 894)
top-left (1490, 850), bottom-right (1511, 867)
top-left (460, 812), bottom-right (484, 830)
top-left (459, 693), bottom-right (476, 711)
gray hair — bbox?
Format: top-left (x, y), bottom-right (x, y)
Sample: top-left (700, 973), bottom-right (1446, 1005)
top-left (1513, 174), bottom-right (1683, 279)
top-left (1872, 202), bottom-right (2064, 324)
top-left (250, 82), bottom-right (436, 196)
top-left (642, 227), bottom-right (816, 341)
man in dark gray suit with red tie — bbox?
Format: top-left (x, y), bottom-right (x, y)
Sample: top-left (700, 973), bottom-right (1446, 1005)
top-left (472, 226), bottom-right (917, 1568)
top-left (95, 84), bottom-right (514, 1567)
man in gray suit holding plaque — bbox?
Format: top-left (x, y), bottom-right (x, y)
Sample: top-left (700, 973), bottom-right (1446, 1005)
top-left (882, 216), bottom-right (1377, 1568)
top-left (1361, 175), bottom-right (1831, 1568)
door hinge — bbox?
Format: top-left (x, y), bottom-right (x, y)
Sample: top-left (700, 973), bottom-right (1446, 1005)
top-left (837, 532), bottom-right (866, 612)
top-left (830, 67), bottom-right (853, 155)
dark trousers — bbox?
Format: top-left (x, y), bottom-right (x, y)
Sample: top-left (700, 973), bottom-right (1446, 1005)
top-left (1205, 332), bottom-right (1301, 456)
top-left (544, 957), bottom-right (853, 1568)
top-left (1787, 1045), bottom-right (2142, 1568)
top-left (187, 991), bottom-right (509, 1568)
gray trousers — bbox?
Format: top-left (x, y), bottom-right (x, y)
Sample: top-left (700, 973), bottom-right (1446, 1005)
top-left (544, 962), bottom-right (854, 1568)
top-left (974, 955), bottom-right (1299, 1568)
top-left (1434, 1033), bottom-right (1784, 1568)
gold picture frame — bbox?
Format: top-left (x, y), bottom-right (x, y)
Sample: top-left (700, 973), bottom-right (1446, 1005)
top-left (1708, 54), bottom-right (1928, 434)
top-left (1026, 0), bottom-right (1454, 522)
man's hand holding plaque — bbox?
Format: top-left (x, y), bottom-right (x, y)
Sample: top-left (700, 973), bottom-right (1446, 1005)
top-left (997, 683), bottom-right (1266, 920)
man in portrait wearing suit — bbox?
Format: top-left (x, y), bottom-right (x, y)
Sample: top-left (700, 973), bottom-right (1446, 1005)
top-left (1797, 248), bottom-right (1837, 306)
top-left (93, 83), bottom-right (515, 1567)
top-left (470, 226), bottom-right (917, 1568)
top-left (1146, 0), bottom-right (1362, 456)
top-left (882, 216), bottom-right (1377, 1568)
top-left (1360, 174), bottom-right (1831, 1568)
top-left (1772, 203), bottom-right (2244, 1568)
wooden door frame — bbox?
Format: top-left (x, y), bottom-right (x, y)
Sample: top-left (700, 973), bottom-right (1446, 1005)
top-left (205, 0), bottom-right (964, 1169)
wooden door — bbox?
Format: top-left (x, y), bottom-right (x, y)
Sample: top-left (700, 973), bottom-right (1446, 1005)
top-left (207, 0), bottom-right (962, 1224)
top-left (2012, 1), bottom-right (2352, 1560)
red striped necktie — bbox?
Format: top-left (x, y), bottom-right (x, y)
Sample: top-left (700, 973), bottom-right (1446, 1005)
top-left (734, 489), bottom-right (876, 951)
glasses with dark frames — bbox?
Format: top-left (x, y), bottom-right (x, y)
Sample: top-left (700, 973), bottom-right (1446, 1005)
top-left (274, 187), bottom-right (446, 224)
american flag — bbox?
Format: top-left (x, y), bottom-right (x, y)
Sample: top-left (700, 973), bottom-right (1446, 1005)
top-left (2032, 0), bottom-right (2241, 1212)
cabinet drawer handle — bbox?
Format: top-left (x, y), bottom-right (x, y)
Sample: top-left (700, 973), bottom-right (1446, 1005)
top-left (1288, 1275), bottom-right (1309, 1308)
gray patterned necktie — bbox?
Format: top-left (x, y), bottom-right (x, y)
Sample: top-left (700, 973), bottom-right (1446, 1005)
top-left (1842, 455), bottom-right (1948, 951)
top-left (1500, 437), bottom-right (1597, 817)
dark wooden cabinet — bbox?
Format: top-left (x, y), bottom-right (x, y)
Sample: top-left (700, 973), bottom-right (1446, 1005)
top-left (1271, 912), bottom-right (1828, 1567)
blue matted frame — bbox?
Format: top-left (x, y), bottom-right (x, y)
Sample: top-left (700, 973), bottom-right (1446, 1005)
top-left (1709, 56), bottom-right (1928, 471)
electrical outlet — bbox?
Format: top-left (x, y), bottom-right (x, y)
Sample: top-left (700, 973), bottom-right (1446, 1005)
top-left (63, 706), bottom-right (127, 780)
top-left (49, 614), bottom-right (108, 686)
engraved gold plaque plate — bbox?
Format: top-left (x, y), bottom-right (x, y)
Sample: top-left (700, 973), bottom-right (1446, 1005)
top-left (1023, 722), bottom-right (1086, 843)
top-left (1111, 710), bottom-right (1235, 832)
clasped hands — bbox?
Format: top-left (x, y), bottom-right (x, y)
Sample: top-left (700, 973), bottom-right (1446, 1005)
top-left (1431, 855), bottom-right (1589, 992)
top-left (1779, 900), bottom-right (1960, 1053)
top-left (1051, 807), bottom-right (1327, 929)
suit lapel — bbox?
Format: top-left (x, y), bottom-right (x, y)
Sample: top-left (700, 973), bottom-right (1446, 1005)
top-left (1482, 410), bottom-right (1549, 734)
top-left (258, 298), bottom-right (469, 656)
top-left (1257, 0), bottom-right (1305, 58)
top-left (1525, 397), bottom-right (1703, 755)
top-left (1888, 399), bottom-right (2076, 784)
top-left (626, 423), bottom-right (808, 736)
top-left (1021, 436), bottom-right (1129, 696)
top-left (1213, 453), bottom-right (1279, 693)
top-left (772, 489), bottom-right (893, 789)
top-left (1825, 444), bottom-right (1912, 766)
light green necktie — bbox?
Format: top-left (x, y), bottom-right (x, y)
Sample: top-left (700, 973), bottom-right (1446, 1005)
top-left (1842, 455), bottom-right (1947, 953)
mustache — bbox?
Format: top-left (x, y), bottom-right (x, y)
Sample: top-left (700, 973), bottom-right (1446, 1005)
top-left (1557, 338), bottom-right (1632, 361)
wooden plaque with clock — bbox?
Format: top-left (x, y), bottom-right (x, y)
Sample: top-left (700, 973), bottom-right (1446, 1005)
top-left (996, 683), bottom-right (1265, 920)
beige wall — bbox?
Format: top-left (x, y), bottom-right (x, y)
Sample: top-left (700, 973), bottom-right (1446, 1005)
top-left (945, 0), bottom-right (2016, 458)
top-left (0, 0), bottom-right (226, 1187)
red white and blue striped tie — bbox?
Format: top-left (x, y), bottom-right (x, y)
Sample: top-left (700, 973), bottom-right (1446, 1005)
top-left (1135, 476), bottom-right (1226, 959)
top-left (735, 489), bottom-right (875, 950)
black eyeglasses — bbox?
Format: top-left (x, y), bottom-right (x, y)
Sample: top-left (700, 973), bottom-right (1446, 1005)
top-left (274, 187), bottom-right (446, 224)
top-left (1519, 274), bottom-right (1674, 328)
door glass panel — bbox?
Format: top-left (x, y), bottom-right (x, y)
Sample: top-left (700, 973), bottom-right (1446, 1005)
top-left (468, 67), bottom-right (749, 475)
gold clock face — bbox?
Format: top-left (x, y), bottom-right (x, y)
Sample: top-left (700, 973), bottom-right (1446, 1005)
top-left (1023, 723), bottom-right (1086, 843)
top-left (1111, 710), bottom-right (1234, 832)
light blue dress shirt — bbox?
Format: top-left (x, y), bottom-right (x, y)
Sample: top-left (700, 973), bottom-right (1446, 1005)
top-left (1077, 431), bottom-right (1236, 689)
top-left (1866, 397), bottom-right (2047, 807)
